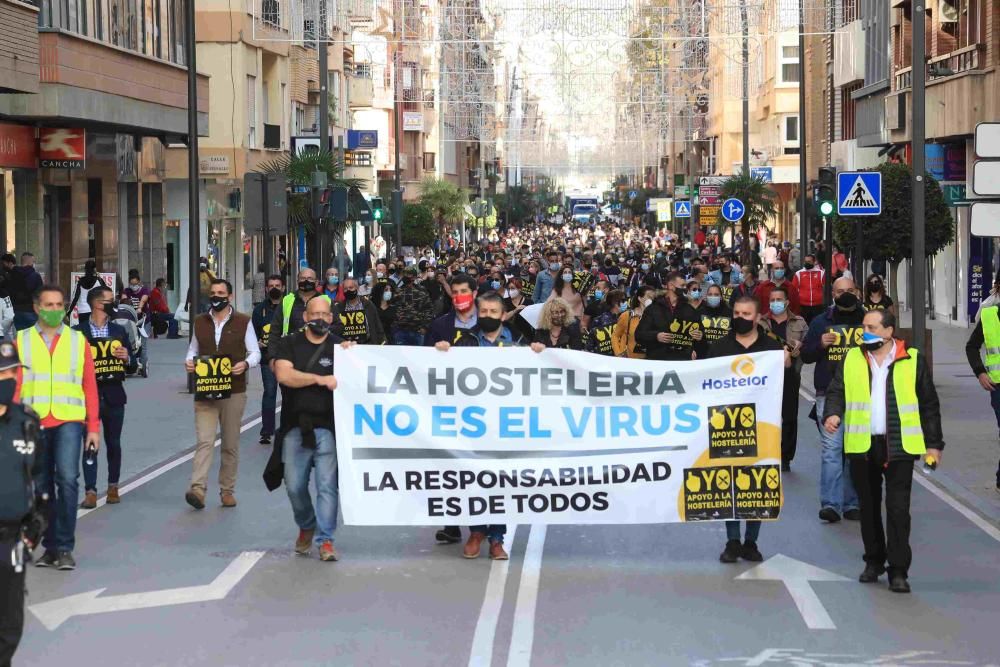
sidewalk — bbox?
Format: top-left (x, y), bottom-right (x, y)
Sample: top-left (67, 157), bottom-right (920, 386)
top-left (801, 312), bottom-right (1000, 521)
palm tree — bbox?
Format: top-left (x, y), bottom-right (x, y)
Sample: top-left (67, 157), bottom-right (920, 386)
top-left (257, 150), bottom-right (364, 233)
top-left (718, 171), bottom-right (779, 238)
top-left (419, 178), bottom-right (468, 238)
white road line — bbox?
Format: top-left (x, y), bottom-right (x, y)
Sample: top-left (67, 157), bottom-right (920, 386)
top-left (798, 386), bottom-right (1000, 544)
top-left (468, 524), bottom-right (520, 667)
top-left (506, 525), bottom-right (546, 667)
top-left (77, 411), bottom-right (274, 519)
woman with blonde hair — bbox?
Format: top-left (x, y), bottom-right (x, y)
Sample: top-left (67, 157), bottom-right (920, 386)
top-left (530, 297), bottom-right (584, 351)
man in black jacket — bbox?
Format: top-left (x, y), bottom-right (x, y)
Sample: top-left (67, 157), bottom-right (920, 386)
top-left (635, 271), bottom-right (704, 361)
top-left (334, 277), bottom-right (386, 345)
top-left (75, 287), bottom-right (136, 508)
top-left (822, 309), bottom-right (944, 593)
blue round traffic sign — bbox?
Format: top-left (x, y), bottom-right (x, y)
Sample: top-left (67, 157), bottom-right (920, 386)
top-left (721, 198), bottom-right (746, 223)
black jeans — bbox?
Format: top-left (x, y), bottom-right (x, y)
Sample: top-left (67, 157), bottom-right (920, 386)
top-left (0, 536), bottom-right (25, 667)
top-left (848, 437), bottom-right (914, 578)
top-left (781, 369), bottom-right (801, 463)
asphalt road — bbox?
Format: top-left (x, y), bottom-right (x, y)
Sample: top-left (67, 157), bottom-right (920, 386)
top-left (10, 334), bottom-right (1000, 667)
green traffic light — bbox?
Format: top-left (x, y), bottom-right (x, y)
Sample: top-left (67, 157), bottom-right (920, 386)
top-left (373, 209), bottom-right (383, 221)
top-left (819, 201), bottom-right (834, 216)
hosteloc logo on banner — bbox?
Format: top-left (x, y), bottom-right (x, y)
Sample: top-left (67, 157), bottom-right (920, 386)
top-left (39, 128), bottom-right (86, 168)
top-left (701, 355), bottom-right (768, 391)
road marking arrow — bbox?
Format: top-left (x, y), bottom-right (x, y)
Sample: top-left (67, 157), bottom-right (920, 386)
top-left (736, 554), bottom-right (848, 630)
top-left (30, 551), bottom-right (265, 630)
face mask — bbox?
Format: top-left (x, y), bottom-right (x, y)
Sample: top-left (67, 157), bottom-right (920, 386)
top-left (706, 295), bottom-right (722, 308)
top-left (453, 293), bottom-right (475, 312)
top-left (328, 276), bottom-right (339, 286)
top-left (0, 378), bottom-right (13, 406)
top-left (478, 316), bottom-right (502, 333)
top-left (209, 297), bottom-right (229, 312)
top-left (103, 302), bottom-right (117, 317)
top-left (803, 262), bottom-right (815, 270)
top-left (306, 319), bottom-right (330, 335)
top-left (773, 269), bottom-right (785, 280)
top-left (268, 287), bottom-right (283, 301)
top-left (549, 261), bottom-right (562, 271)
top-left (641, 263), bottom-right (650, 271)
top-left (130, 284), bottom-right (141, 292)
top-left (594, 290), bottom-right (605, 300)
top-left (299, 280), bottom-right (316, 293)
top-left (383, 290), bottom-right (392, 301)
top-left (689, 290), bottom-right (701, 300)
top-left (508, 288), bottom-right (520, 299)
top-left (364, 275), bottom-right (373, 284)
top-left (551, 314), bottom-right (566, 326)
top-left (770, 301), bottom-right (787, 316)
top-left (868, 281), bottom-right (882, 292)
top-left (732, 316), bottom-right (755, 335)
top-left (343, 289), bottom-right (358, 301)
top-left (376, 272), bottom-right (384, 279)
top-left (38, 308), bottom-right (64, 328)
top-left (835, 292), bottom-right (859, 310)
top-left (562, 272), bottom-right (574, 282)
top-left (862, 331), bottom-right (887, 352)
top-left (199, 263), bottom-right (207, 270)
top-left (491, 280), bottom-right (501, 290)
top-left (642, 298), bottom-right (653, 308)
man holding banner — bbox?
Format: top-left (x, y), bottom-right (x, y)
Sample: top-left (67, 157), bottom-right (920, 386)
top-left (75, 287), bottom-right (135, 509)
top-left (184, 279), bottom-right (259, 510)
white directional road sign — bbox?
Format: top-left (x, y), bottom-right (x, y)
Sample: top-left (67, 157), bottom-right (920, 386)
top-left (721, 198), bottom-right (745, 222)
top-left (973, 161), bottom-right (1000, 196)
top-left (837, 171), bottom-right (882, 216)
top-left (736, 554), bottom-right (849, 630)
top-left (674, 200), bottom-right (692, 218)
top-left (975, 122), bottom-right (1000, 158)
top-left (971, 202), bottom-right (1000, 237)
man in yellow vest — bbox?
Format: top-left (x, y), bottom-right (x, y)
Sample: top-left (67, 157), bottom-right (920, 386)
top-left (823, 309), bottom-right (943, 593)
top-left (266, 268), bottom-right (330, 360)
top-left (15, 285), bottom-right (100, 571)
top-left (965, 300), bottom-right (1000, 492)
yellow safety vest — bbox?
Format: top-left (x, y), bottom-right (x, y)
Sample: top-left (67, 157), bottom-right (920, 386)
top-left (281, 293), bottom-right (331, 335)
top-left (17, 326), bottom-right (87, 421)
top-left (842, 346), bottom-right (925, 455)
top-left (980, 305), bottom-right (1000, 382)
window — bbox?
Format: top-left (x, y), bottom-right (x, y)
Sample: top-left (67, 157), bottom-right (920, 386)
top-left (281, 83), bottom-right (287, 147)
top-left (247, 75), bottom-right (257, 148)
top-left (423, 152), bottom-right (435, 171)
top-left (938, 0), bottom-right (984, 53)
top-left (782, 115), bottom-right (800, 155)
top-left (840, 82), bottom-right (860, 141)
top-left (779, 45), bottom-right (800, 84)
top-left (261, 0), bottom-right (279, 27)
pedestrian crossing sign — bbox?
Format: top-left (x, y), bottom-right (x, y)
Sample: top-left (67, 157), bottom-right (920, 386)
top-left (674, 200), bottom-right (692, 218)
top-left (837, 171), bottom-right (882, 216)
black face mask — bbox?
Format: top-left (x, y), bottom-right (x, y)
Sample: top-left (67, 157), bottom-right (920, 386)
top-left (343, 290), bottom-right (358, 301)
top-left (803, 262), bottom-right (815, 270)
top-left (835, 292), bottom-right (859, 311)
top-left (299, 280), bottom-right (317, 293)
top-left (103, 303), bottom-right (117, 317)
top-left (0, 378), bottom-right (15, 406)
top-left (268, 287), bottom-right (283, 301)
top-left (306, 319), bottom-right (330, 335)
top-left (867, 281), bottom-right (882, 293)
top-left (732, 316), bottom-right (755, 335)
top-left (478, 316), bottom-right (502, 333)
top-left (210, 297), bottom-right (229, 312)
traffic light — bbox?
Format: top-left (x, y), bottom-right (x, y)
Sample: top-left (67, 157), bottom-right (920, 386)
top-left (370, 196), bottom-right (384, 222)
top-left (816, 166), bottom-right (836, 217)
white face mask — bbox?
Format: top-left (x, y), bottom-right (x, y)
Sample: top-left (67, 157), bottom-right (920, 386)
top-left (642, 298), bottom-right (653, 308)
top-left (508, 288), bottom-right (520, 299)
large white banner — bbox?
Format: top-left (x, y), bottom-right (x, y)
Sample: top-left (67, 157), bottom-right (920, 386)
top-left (333, 347), bottom-right (785, 525)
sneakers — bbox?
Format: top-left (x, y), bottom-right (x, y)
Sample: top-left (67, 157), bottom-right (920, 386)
top-left (319, 541), bottom-right (339, 562)
top-left (184, 488), bottom-right (205, 510)
top-left (79, 490), bottom-right (98, 509)
top-left (57, 551), bottom-right (77, 571)
top-left (488, 541), bottom-right (509, 561)
top-left (463, 532), bottom-right (486, 559)
top-left (295, 529), bottom-right (315, 555)
top-left (819, 507), bottom-right (841, 523)
top-left (220, 491), bottom-right (237, 508)
top-left (107, 485), bottom-right (120, 504)
top-left (888, 574), bottom-right (911, 593)
top-left (35, 550), bottom-right (58, 568)
top-left (843, 508), bottom-right (861, 521)
top-left (435, 526), bottom-right (462, 544)
top-left (259, 434), bottom-right (272, 445)
top-left (719, 539), bottom-right (741, 563)
top-left (740, 541), bottom-right (764, 562)
top-left (139, 365), bottom-right (148, 378)
top-left (859, 563), bottom-right (886, 583)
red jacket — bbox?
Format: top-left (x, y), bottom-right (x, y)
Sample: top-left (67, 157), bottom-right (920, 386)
top-left (757, 279), bottom-right (801, 315)
top-left (792, 267), bottom-right (825, 307)
top-left (150, 287), bottom-right (171, 314)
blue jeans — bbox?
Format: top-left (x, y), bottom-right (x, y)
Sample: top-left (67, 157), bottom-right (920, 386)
top-left (816, 395), bottom-right (859, 513)
top-left (13, 311), bottom-right (36, 331)
top-left (469, 525), bottom-right (507, 544)
top-left (393, 329), bottom-right (424, 346)
top-left (260, 363), bottom-right (278, 436)
top-left (283, 427), bottom-right (338, 544)
top-left (83, 401), bottom-right (125, 491)
top-left (726, 520), bottom-right (761, 543)
top-left (35, 422), bottom-right (84, 553)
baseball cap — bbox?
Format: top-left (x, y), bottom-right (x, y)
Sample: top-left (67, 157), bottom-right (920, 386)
top-left (0, 341), bottom-right (23, 372)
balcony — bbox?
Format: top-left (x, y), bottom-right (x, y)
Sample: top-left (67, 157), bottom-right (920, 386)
top-left (894, 44), bottom-right (986, 91)
top-left (348, 75), bottom-right (373, 108)
top-left (0, 0), bottom-right (39, 93)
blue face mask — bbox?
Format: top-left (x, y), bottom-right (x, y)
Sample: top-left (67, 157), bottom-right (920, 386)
top-left (328, 276), bottom-right (339, 286)
top-left (641, 263), bottom-right (650, 271)
top-left (773, 269), bottom-right (785, 280)
top-left (491, 280), bottom-right (501, 290)
top-left (770, 301), bottom-right (787, 315)
top-left (862, 331), bottom-right (886, 350)
top-left (689, 290), bottom-right (702, 300)
top-left (594, 290), bottom-right (605, 300)
top-left (706, 295), bottom-right (722, 308)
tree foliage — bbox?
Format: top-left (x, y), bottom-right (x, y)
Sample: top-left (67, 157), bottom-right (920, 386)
top-left (718, 172), bottom-right (778, 235)
top-left (495, 185), bottom-right (533, 225)
top-left (833, 161), bottom-right (955, 263)
top-left (257, 150), bottom-right (364, 233)
top-left (419, 178), bottom-right (468, 233)
top-left (401, 203), bottom-right (436, 246)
